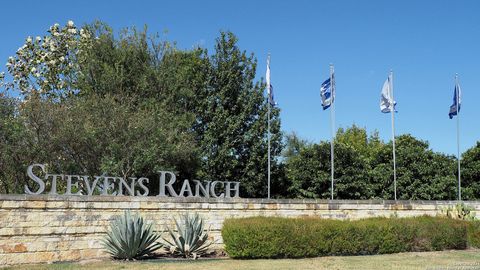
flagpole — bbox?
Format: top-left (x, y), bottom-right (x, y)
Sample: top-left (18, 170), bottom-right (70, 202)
top-left (456, 73), bottom-right (461, 201)
top-left (268, 90), bottom-right (271, 199)
top-left (267, 54), bottom-right (271, 199)
top-left (390, 70), bottom-right (397, 201)
top-left (329, 64), bottom-right (335, 200)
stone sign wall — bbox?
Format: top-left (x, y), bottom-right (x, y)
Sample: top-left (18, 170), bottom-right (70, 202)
top-left (0, 194), bottom-right (479, 266)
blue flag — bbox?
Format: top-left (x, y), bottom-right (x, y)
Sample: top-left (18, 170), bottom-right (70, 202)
top-left (320, 74), bottom-right (335, 110)
top-left (268, 85), bottom-right (275, 106)
top-left (449, 82), bottom-right (461, 119)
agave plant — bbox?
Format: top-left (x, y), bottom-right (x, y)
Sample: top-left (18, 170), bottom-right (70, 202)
top-left (162, 213), bottom-right (214, 259)
top-left (102, 210), bottom-right (162, 260)
top-left (441, 203), bottom-right (476, 221)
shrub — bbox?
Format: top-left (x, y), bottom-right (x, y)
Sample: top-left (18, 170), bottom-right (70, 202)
top-left (102, 211), bottom-right (162, 260)
top-left (162, 213), bottom-right (214, 259)
top-left (222, 216), bottom-right (467, 259)
top-left (466, 221), bottom-right (480, 248)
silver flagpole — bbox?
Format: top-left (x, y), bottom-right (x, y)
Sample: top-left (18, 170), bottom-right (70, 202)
top-left (456, 74), bottom-right (461, 201)
top-left (267, 54), bottom-right (271, 199)
top-left (268, 91), bottom-right (271, 199)
top-left (390, 70), bottom-right (397, 201)
top-left (330, 64), bottom-right (335, 200)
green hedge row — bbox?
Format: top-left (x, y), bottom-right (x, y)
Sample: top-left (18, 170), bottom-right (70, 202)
top-left (222, 216), bottom-right (469, 259)
top-left (467, 221), bottom-right (480, 248)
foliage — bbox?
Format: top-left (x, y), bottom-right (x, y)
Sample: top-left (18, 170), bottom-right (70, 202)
top-left (466, 221), bottom-right (480, 248)
top-left (283, 127), bottom-right (462, 200)
top-left (0, 95), bottom-right (29, 193)
top-left (2, 21), bottom-right (92, 100)
top-left (162, 213), bottom-right (213, 259)
top-left (285, 140), bottom-right (372, 199)
top-left (335, 125), bottom-right (383, 163)
top-left (222, 216), bottom-right (467, 259)
top-left (193, 32), bottom-right (283, 197)
top-left (283, 132), bottom-right (310, 159)
top-left (461, 141), bottom-right (480, 199)
top-left (77, 22), bottom-right (171, 103)
top-left (102, 211), bottom-right (162, 260)
top-left (371, 134), bottom-right (457, 200)
top-left (0, 92), bottom-right (198, 194)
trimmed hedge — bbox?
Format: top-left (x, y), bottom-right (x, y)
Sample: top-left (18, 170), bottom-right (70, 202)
top-left (467, 221), bottom-right (480, 248)
top-left (221, 216), bottom-right (468, 259)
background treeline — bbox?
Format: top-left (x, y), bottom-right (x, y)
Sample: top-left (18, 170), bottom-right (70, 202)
top-left (283, 128), bottom-right (480, 200)
top-left (0, 21), bottom-right (478, 199)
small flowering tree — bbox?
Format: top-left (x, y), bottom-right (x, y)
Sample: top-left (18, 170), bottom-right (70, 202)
top-left (1, 20), bottom-right (92, 100)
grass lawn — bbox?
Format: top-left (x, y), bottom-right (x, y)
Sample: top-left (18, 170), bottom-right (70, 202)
top-left (4, 250), bottom-right (480, 270)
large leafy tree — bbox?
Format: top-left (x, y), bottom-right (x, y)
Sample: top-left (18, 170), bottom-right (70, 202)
top-left (283, 132), bottom-right (310, 159)
top-left (285, 140), bottom-right (371, 199)
top-left (335, 125), bottom-right (383, 163)
top-left (77, 22), bottom-right (170, 103)
top-left (0, 94), bottom-right (198, 194)
top-left (0, 96), bottom-right (29, 193)
top-left (462, 141), bottom-right (480, 199)
top-left (1, 21), bottom-right (92, 100)
top-left (370, 134), bottom-right (457, 200)
top-left (195, 32), bottom-right (282, 197)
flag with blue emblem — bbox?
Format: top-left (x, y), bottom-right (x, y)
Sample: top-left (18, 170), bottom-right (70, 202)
top-left (449, 82), bottom-right (461, 119)
top-left (266, 56), bottom-right (275, 106)
top-left (320, 74), bottom-right (335, 110)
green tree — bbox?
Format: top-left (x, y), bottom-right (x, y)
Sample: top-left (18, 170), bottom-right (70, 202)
top-left (195, 32), bottom-right (282, 197)
top-left (0, 94), bottom-right (199, 194)
top-left (285, 139), bottom-right (372, 199)
top-left (55, 95), bottom-right (198, 181)
top-left (283, 132), bottom-right (310, 159)
top-left (284, 126), bottom-right (383, 199)
top-left (157, 48), bottom-right (210, 116)
top-left (77, 22), bottom-right (170, 103)
top-left (71, 22), bottom-right (201, 181)
top-left (371, 134), bottom-right (457, 200)
top-left (0, 95), bottom-right (28, 193)
top-left (462, 142), bottom-right (480, 199)
top-left (336, 124), bottom-right (383, 163)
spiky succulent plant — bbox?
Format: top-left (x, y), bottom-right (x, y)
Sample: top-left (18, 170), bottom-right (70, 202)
top-left (162, 213), bottom-right (214, 259)
top-left (102, 210), bottom-right (162, 260)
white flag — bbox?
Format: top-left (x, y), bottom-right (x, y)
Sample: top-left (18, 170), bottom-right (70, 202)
top-left (380, 75), bottom-right (396, 113)
top-left (266, 56), bottom-right (275, 105)
top-left (266, 57), bottom-right (271, 93)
